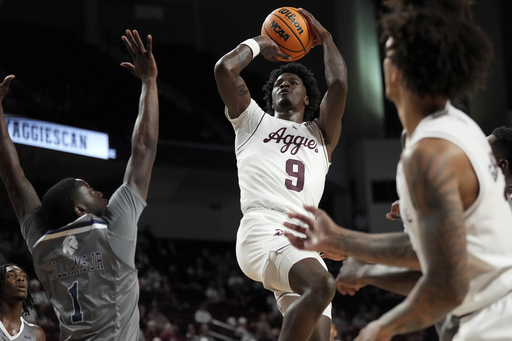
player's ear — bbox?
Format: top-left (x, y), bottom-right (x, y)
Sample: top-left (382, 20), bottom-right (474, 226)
top-left (500, 159), bottom-right (510, 174)
top-left (303, 96), bottom-right (309, 106)
top-left (391, 67), bottom-right (402, 84)
top-left (499, 159), bottom-right (507, 169)
top-left (74, 204), bottom-right (86, 217)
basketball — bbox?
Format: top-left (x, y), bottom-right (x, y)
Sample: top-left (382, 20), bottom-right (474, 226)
top-left (261, 7), bottom-right (315, 62)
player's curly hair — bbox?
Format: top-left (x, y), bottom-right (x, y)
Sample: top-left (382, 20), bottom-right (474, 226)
top-left (262, 62), bottom-right (322, 122)
top-left (490, 126), bottom-right (512, 168)
top-left (41, 177), bottom-right (79, 229)
top-left (0, 263), bottom-right (34, 316)
top-left (379, 0), bottom-right (493, 99)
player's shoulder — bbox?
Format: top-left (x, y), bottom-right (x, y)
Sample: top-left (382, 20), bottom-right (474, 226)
top-left (404, 137), bottom-right (465, 168)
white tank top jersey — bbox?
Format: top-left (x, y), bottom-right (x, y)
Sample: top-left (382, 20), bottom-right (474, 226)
top-left (0, 317), bottom-right (37, 341)
top-left (396, 102), bottom-right (512, 316)
top-left (226, 99), bottom-right (330, 216)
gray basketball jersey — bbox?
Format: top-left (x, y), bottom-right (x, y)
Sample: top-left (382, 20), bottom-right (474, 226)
top-left (0, 317), bottom-right (37, 341)
top-left (21, 184), bottom-right (146, 341)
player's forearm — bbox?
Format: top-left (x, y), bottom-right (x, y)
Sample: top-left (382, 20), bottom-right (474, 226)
top-left (363, 264), bottom-right (421, 296)
top-left (322, 34), bottom-right (347, 90)
top-left (377, 274), bottom-right (463, 336)
top-left (338, 230), bottom-right (420, 270)
top-left (215, 40), bottom-right (255, 80)
top-left (132, 79), bottom-right (159, 154)
top-left (0, 103), bottom-right (22, 177)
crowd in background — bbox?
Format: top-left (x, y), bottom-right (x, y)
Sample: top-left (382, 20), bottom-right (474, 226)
top-left (0, 220), bottom-right (437, 341)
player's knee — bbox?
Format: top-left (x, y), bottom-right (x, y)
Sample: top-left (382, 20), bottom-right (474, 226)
top-left (308, 272), bottom-right (336, 304)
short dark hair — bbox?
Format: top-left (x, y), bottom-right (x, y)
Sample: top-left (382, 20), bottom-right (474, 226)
top-left (262, 62), bottom-right (322, 122)
top-left (41, 177), bottom-right (78, 228)
top-left (490, 126), bottom-right (512, 166)
top-left (379, 0), bottom-right (493, 100)
top-left (0, 263), bottom-right (34, 316)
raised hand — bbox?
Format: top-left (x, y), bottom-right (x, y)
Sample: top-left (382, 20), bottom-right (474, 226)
top-left (0, 75), bottom-right (15, 101)
top-left (297, 8), bottom-right (328, 47)
top-left (121, 30), bottom-right (158, 81)
top-left (257, 35), bottom-right (292, 62)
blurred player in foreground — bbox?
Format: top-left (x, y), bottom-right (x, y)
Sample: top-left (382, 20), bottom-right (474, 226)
top-left (284, 1), bottom-right (512, 340)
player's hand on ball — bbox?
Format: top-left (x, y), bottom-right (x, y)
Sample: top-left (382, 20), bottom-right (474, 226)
top-left (297, 8), bottom-right (326, 47)
top-left (258, 35), bottom-right (292, 62)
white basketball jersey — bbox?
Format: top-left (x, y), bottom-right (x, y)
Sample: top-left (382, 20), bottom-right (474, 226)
top-left (396, 102), bottom-right (512, 316)
top-left (0, 317), bottom-right (37, 341)
top-left (226, 99), bottom-right (330, 215)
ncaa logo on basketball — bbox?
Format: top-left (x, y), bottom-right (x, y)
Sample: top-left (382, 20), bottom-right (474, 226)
top-left (268, 20), bottom-right (290, 42)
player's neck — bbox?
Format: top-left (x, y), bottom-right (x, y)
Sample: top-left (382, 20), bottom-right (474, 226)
top-left (0, 302), bottom-right (23, 328)
top-left (398, 95), bottom-right (447, 137)
top-left (274, 109), bottom-right (304, 123)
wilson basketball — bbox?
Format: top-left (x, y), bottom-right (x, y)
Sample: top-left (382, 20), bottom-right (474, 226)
top-left (261, 7), bottom-right (315, 62)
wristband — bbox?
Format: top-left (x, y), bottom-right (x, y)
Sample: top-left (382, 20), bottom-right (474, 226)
top-left (241, 38), bottom-right (260, 59)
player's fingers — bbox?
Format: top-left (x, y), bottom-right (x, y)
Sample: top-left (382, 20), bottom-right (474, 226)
top-left (1, 75), bottom-right (15, 88)
top-left (303, 205), bottom-right (321, 217)
top-left (132, 30), bottom-right (145, 53)
top-left (120, 63), bottom-right (135, 75)
top-left (122, 35), bottom-right (136, 58)
top-left (146, 35), bottom-right (153, 53)
top-left (283, 221), bottom-right (307, 234)
top-left (287, 212), bottom-right (314, 228)
top-left (284, 232), bottom-right (305, 250)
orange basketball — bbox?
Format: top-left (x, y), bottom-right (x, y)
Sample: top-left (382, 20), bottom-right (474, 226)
top-left (261, 7), bottom-right (315, 62)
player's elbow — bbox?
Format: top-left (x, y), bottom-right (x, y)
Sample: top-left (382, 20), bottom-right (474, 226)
top-left (214, 58), bottom-right (230, 81)
top-left (427, 272), bottom-right (468, 311)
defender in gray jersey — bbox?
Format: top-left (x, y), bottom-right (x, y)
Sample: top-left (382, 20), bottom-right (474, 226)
top-left (284, 1), bottom-right (512, 340)
top-left (215, 8), bottom-right (348, 341)
top-left (0, 264), bottom-right (45, 341)
top-left (0, 29), bottom-right (159, 341)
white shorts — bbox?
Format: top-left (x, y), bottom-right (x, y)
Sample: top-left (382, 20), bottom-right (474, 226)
top-left (236, 209), bottom-right (331, 318)
top-left (452, 290), bottom-right (512, 340)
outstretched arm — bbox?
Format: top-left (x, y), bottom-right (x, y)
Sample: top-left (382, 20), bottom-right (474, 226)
top-left (336, 257), bottom-right (421, 297)
top-left (0, 75), bottom-right (41, 225)
top-left (121, 30), bottom-right (159, 200)
top-left (300, 8), bottom-right (348, 160)
top-left (214, 35), bottom-right (289, 119)
top-left (284, 206), bottom-right (420, 270)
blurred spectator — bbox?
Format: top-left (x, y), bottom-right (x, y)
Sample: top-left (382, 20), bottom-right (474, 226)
top-left (184, 323), bottom-right (199, 341)
top-left (197, 324), bottom-right (214, 341)
top-left (194, 302), bottom-right (212, 325)
top-left (159, 322), bottom-right (183, 341)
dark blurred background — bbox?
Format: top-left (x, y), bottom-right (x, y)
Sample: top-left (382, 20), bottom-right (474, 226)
top-left (0, 1), bottom-right (510, 340)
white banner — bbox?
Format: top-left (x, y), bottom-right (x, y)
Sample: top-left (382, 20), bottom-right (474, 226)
top-left (5, 115), bottom-right (112, 160)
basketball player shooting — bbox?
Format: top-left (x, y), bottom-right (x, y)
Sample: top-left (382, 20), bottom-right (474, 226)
top-left (0, 29), bottom-right (158, 341)
top-left (214, 8), bottom-right (347, 341)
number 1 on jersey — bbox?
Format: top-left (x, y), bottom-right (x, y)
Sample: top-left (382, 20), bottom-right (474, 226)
top-left (68, 281), bottom-right (84, 323)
